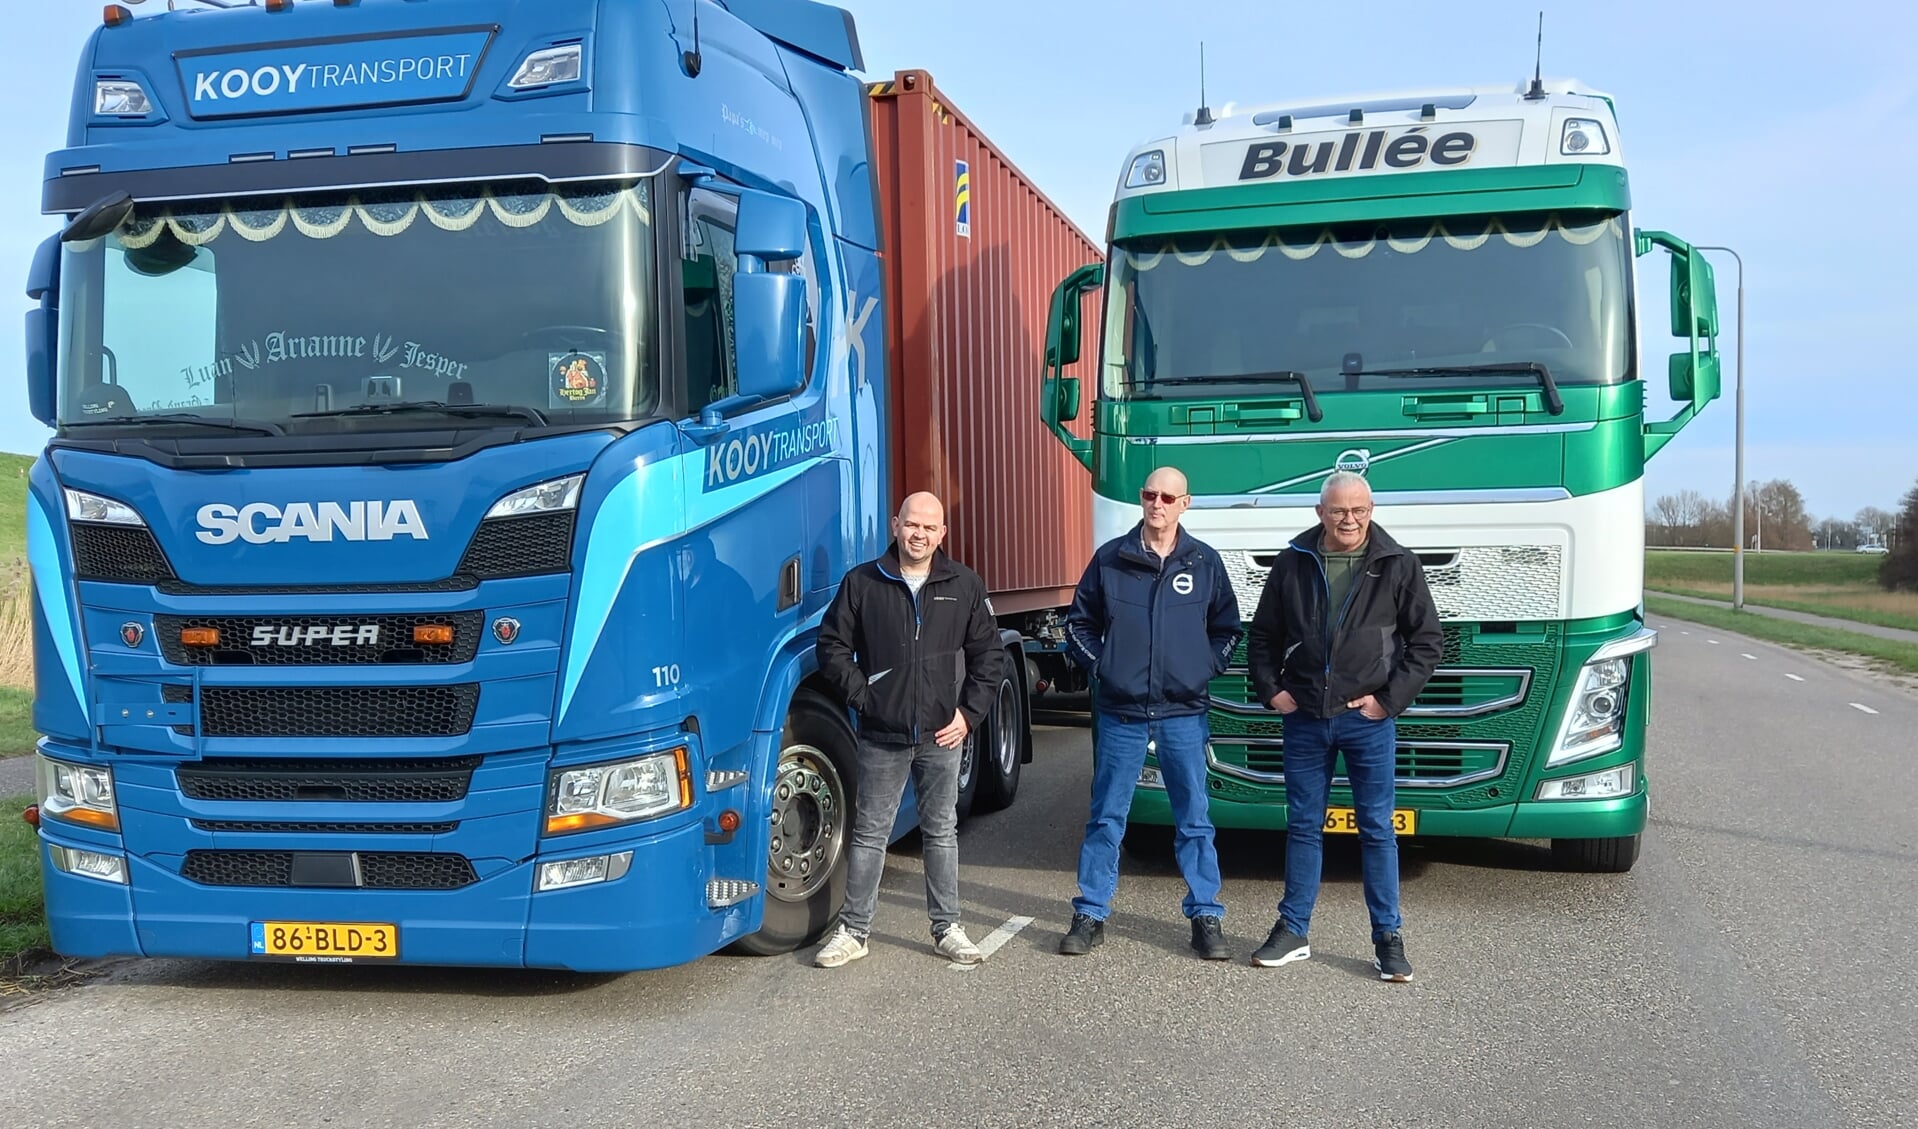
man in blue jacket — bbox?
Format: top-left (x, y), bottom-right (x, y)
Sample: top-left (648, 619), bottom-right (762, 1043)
top-left (1059, 466), bottom-right (1244, 959)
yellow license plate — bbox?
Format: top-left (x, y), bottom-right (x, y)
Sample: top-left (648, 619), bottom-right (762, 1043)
top-left (251, 921), bottom-right (398, 962)
top-left (1323, 807), bottom-right (1417, 835)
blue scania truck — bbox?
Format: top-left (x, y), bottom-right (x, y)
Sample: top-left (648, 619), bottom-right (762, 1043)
top-left (24, 0), bottom-right (1099, 971)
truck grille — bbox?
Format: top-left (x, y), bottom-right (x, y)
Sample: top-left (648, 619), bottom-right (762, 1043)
top-left (1208, 740), bottom-right (1508, 788)
top-left (190, 820), bottom-right (459, 835)
top-left (71, 522), bottom-right (176, 583)
top-left (456, 513), bottom-right (574, 578)
top-left (180, 850), bottom-right (478, 889)
top-left (176, 756), bottom-right (482, 803)
top-left (162, 684), bottom-right (479, 738)
top-left (155, 612), bottom-right (485, 666)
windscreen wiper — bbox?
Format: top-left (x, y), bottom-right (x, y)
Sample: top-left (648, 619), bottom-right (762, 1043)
top-left (292, 401), bottom-right (549, 426)
top-left (1348, 362), bottom-right (1564, 416)
top-left (63, 413), bottom-right (285, 436)
top-left (1125, 370), bottom-right (1323, 422)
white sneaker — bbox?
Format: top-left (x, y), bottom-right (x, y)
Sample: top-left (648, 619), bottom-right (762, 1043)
top-left (813, 924), bottom-right (868, 968)
top-left (935, 924), bottom-right (984, 964)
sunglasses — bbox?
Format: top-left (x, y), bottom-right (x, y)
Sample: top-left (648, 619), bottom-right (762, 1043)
top-left (1139, 489), bottom-right (1186, 505)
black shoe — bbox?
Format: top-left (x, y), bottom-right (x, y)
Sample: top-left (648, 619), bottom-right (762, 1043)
top-left (1058, 913), bottom-right (1105, 956)
top-left (1250, 921), bottom-right (1311, 968)
top-left (1190, 915), bottom-right (1229, 960)
top-left (1374, 932), bottom-right (1413, 982)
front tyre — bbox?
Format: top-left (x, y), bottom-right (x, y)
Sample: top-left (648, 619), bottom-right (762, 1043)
top-left (975, 661), bottom-right (1026, 814)
top-left (732, 691), bottom-right (857, 955)
top-left (1552, 834), bottom-right (1640, 873)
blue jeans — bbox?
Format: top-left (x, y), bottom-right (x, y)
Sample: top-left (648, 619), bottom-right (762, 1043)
top-left (840, 737), bottom-right (962, 939)
top-left (1277, 711), bottom-right (1403, 941)
top-left (1073, 710), bottom-right (1224, 921)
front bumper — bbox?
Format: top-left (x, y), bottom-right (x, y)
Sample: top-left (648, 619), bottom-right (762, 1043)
top-left (1127, 776), bottom-right (1648, 840)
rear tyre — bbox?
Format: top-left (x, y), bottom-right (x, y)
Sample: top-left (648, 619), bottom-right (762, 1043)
top-left (954, 719), bottom-right (980, 824)
top-left (1552, 834), bottom-right (1640, 873)
top-left (975, 660), bottom-right (1026, 814)
top-left (731, 690), bottom-right (857, 956)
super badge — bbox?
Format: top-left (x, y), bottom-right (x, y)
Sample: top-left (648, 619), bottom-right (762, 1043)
top-left (549, 351), bottom-right (608, 410)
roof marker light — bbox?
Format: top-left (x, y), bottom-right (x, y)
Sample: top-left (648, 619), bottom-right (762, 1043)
top-left (265, 0), bottom-right (293, 11)
top-left (1348, 108), bottom-right (1363, 124)
top-left (103, 5), bottom-right (132, 26)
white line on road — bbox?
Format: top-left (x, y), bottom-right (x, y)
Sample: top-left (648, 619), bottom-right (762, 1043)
top-left (1741, 653), bottom-right (1757, 661)
top-left (1708, 639), bottom-right (1721, 645)
top-left (1850, 703), bottom-right (1880, 716)
top-left (1785, 673), bottom-right (1805, 682)
top-left (951, 914), bottom-right (1034, 970)
top-left (1680, 630), bottom-right (1691, 635)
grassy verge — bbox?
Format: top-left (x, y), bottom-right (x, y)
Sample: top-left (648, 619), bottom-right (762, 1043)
top-left (0, 688), bottom-right (35, 759)
top-left (1649, 585), bottom-right (1918, 634)
top-left (1645, 550), bottom-right (1880, 587)
top-left (1645, 596), bottom-right (1918, 676)
top-left (0, 793), bottom-right (49, 972)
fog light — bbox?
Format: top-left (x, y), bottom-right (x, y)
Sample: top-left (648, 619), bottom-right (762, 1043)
top-left (1137, 766), bottom-right (1164, 790)
top-left (536, 850), bottom-right (633, 891)
top-left (1536, 763), bottom-right (1635, 801)
top-left (50, 845), bottom-right (129, 884)
top-left (707, 878), bottom-right (760, 908)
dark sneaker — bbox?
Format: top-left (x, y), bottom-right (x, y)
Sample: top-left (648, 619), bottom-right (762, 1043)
top-left (1250, 921), bottom-right (1311, 968)
top-left (1058, 913), bottom-right (1105, 956)
top-left (1190, 915), bottom-right (1230, 960)
top-left (1373, 932), bottom-right (1413, 982)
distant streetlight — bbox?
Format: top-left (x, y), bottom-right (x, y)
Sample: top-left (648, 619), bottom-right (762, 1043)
top-left (1698, 246), bottom-right (1745, 608)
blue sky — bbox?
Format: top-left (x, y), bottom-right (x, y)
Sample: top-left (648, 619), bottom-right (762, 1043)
top-left (4, 0), bottom-right (1912, 521)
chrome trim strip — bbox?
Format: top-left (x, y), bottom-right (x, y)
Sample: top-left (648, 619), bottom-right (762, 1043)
top-left (1125, 420), bottom-right (1596, 445)
top-left (1590, 627), bottom-right (1657, 663)
top-left (1205, 738), bottom-right (1510, 790)
top-left (1189, 487), bottom-right (1573, 509)
top-left (1210, 668), bottom-right (1532, 720)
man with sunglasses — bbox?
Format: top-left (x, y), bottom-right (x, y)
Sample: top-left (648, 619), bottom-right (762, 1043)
top-left (1244, 471), bottom-right (1442, 982)
top-left (1059, 467), bottom-right (1244, 960)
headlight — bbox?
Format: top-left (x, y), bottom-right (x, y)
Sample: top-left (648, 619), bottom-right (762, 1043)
top-left (509, 45), bottom-right (583, 90)
top-left (1124, 149), bottom-right (1168, 189)
top-left (1548, 656), bottom-right (1630, 765)
top-left (37, 756), bottom-right (119, 831)
top-left (49, 845), bottom-right (129, 884)
top-left (1536, 763), bottom-right (1635, 801)
top-left (64, 488), bottom-right (147, 527)
top-left (95, 80), bottom-right (153, 116)
top-left (1560, 118), bottom-right (1611, 156)
top-left (486, 474), bottom-right (584, 519)
top-left (1136, 765), bottom-right (1165, 790)
top-left (545, 749), bottom-right (691, 834)
top-left (537, 851), bottom-right (633, 891)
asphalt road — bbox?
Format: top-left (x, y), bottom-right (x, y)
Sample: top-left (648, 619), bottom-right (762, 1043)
top-left (3, 624), bottom-right (1914, 1129)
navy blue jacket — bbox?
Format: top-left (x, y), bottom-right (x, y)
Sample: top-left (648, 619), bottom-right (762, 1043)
top-left (1065, 524), bottom-right (1244, 719)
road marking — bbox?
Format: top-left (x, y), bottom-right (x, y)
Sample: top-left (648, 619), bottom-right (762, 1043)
top-left (1707, 639), bottom-right (1721, 645)
top-left (1850, 703), bottom-right (1879, 715)
top-left (950, 914), bottom-right (1034, 970)
top-left (1741, 653), bottom-right (1757, 661)
top-left (1785, 673), bottom-right (1805, 682)
top-left (1680, 630), bottom-right (1691, 635)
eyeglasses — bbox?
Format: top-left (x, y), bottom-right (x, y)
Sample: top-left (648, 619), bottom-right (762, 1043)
top-left (1140, 489), bottom-right (1186, 505)
top-left (1323, 506), bottom-right (1373, 521)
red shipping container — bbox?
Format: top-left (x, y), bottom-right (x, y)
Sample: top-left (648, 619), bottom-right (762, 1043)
top-left (867, 70), bottom-right (1103, 616)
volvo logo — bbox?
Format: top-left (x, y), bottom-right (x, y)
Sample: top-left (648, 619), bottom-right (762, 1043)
top-left (1335, 449), bottom-right (1372, 475)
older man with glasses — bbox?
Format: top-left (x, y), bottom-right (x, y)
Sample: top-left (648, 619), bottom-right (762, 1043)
top-left (1058, 466), bottom-right (1244, 960)
top-left (1244, 470), bottom-right (1443, 982)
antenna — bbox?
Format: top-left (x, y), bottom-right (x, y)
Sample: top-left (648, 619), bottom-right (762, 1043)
top-left (1525, 11), bottom-right (1546, 100)
top-left (1194, 42), bottom-right (1214, 126)
top-left (683, 0), bottom-right (703, 77)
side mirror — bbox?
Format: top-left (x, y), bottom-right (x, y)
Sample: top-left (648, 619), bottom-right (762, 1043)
top-left (1057, 377), bottom-right (1081, 422)
top-left (734, 189), bottom-right (807, 264)
top-left (25, 234), bottom-right (59, 426)
top-left (733, 272), bottom-right (806, 402)
top-left (1669, 251), bottom-right (1718, 338)
top-left (1045, 262), bottom-right (1103, 368)
top-left (1668, 351), bottom-right (1720, 404)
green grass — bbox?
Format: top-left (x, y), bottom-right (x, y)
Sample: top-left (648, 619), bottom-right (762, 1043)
top-left (1651, 585), bottom-right (1918, 634)
top-left (0, 793), bottom-right (49, 967)
top-left (1646, 596), bottom-right (1918, 675)
top-left (0, 689), bottom-right (35, 758)
top-left (1645, 549), bottom-right (1881, 587)
top-left (0, 453), bottom-right (33, 587)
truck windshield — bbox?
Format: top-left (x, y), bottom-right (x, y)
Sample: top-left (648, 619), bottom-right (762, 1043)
top-left (56, 178), bottom-right (660, 432)
top-left (1100, 210), bottom-right (1631, 401)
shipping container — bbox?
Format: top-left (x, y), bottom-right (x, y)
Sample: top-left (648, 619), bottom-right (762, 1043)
top-left (867, 70), bottom-right (1102, 615)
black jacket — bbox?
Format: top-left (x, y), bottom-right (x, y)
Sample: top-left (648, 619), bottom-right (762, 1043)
top-left (1065, 524), bottom-right (1244, 720)
top-left (1246, 522), bottom-right (1443, 720)
top-left (817, 545), bottom-right (1004, 744)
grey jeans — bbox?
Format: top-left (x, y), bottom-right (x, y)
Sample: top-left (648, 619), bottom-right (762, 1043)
top-left (839, 735), bottom-right (962, 938)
